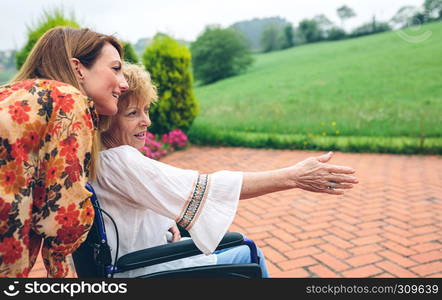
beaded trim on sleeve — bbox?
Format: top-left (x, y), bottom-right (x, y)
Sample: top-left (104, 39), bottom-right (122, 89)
top-left (177, 174), bottom-right (210, 230)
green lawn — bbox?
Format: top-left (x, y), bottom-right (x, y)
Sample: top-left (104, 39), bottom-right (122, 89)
top-left (189, 22), bottom-right (442, 154)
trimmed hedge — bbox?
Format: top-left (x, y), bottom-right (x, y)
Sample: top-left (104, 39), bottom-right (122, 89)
top-left (188, 127), bottom-right (442, 155)
top-left (142, 35), bottom-right (199, 134)
top-left (122, 42), bottom-right (139, 64)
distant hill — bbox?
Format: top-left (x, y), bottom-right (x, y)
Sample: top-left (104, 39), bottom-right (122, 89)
top-left (230, 16), bottom-right (291, 52)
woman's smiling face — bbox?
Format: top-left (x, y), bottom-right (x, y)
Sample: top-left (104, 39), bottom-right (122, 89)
top-left (79, 42), bottom-right (129, 115)
top-left (111, 101), bottom-right (151, 149)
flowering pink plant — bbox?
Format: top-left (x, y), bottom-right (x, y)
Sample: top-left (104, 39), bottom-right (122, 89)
top-left (139, 129), bottom-right (188, 160)
top-left (161, 129), bottom-right (189, 149)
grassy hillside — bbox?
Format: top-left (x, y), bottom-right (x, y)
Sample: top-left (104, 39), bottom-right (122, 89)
top-left (188, 22), bottom-right (442, 154)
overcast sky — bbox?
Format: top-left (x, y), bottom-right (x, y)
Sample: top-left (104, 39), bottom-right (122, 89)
top-left (0, 0), bottom-right (424, 51)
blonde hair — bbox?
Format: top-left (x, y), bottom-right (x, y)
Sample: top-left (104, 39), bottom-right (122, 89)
top-left (12, 26), bottom-right (123, 181)
top-left (100, 62), bottom-right (158, 148)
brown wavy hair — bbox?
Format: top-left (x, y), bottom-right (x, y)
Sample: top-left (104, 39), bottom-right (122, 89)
top-left (13, 26), bottom-right (124, 180)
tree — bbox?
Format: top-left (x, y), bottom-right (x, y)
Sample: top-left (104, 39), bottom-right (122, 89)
top-left (390, 6), bottom-right (420, 28)
top-left (190, 26), bottom-right (253, 85)
top-left (15, 8), bottom-right (79, 69)
top-left (260, 24), bottom-right (283, 52)
top-left (142, 35), bottom-right (199, 134)
top-left (291, 27), bottom-right (306, 45)
top-left (337, 5), bottom-right (356, 29)
top-left (424, 0), bottom-right (442, 20)
top-left (282, 24), bottom-right (294, 49)
top-left (230, 17), bottom-right (290, 52)
top-left (298, 19), bottom-right (323, 43)
top-left (122, 42), bottom-right (139, 63)
top-left (313, 14), bottom-right (336, 40)
top-left (410, 11), bottom-right (427, 25)
top-left (314, 14), bottom-right (334, 32)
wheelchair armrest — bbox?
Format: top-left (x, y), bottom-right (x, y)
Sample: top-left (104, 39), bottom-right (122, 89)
top-left (140, 263), bottom-right (262, 278)
top-left (116, 232), bottom-right (244, 272)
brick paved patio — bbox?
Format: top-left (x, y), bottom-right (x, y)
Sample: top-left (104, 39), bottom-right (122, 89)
top-left (29, 146), bottom-right (442, 278)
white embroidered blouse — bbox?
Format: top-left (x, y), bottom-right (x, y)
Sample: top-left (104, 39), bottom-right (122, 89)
top-left (90, 146), bottom-right (243, 277)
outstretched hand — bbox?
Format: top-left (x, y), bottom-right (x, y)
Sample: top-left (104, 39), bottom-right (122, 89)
top-left (290, 151), bottom-right (358, 195)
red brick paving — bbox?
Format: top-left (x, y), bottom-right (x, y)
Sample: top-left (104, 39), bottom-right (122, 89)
top-left (29, 146), bottom-right (442, 278)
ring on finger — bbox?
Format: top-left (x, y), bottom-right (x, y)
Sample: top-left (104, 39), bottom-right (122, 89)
top-left (328, 181), bottom-right (337, 189)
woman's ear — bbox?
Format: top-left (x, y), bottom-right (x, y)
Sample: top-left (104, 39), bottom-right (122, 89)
top-left (70, 58), bottom-right (85, 81)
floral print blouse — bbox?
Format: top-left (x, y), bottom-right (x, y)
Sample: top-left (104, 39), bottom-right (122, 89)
top-left (0, 79), bottom-right (97, 277)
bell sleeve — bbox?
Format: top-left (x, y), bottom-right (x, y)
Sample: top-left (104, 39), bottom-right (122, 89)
top-left (95, 146), bottom-right (243, 254)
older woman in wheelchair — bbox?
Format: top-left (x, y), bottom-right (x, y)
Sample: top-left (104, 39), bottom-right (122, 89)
top-left (74, 62), bottom-right (357, 278)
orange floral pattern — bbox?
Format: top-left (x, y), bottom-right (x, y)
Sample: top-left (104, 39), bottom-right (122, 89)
top-left (8, 101), bottom-right (31, 124)
top-left (0, 79), bottom-right (97, 278)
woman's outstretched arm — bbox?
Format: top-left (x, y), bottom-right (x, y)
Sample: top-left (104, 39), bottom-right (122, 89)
top-left (240, 152), bottom-right (358, 199)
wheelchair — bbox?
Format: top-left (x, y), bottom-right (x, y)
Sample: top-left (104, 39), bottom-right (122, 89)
top-left (72, 184), bottom-right (262, 278)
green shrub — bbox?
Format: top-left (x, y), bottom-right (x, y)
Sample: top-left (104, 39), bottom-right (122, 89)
top-left (142, 34), bottom-right (199, 135)
top-left (188, 127), bottom-right (442, 155)
top-left (122, 42), bottom-right (139, 63)
top-left (15, 8), bottom-right (80, 70)
top-left (350, 20), bottom-right (392, 38)
top-left (190, 26), bottom-right (253, 85)
top-left (327, 27), bottom-right (347, 41)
